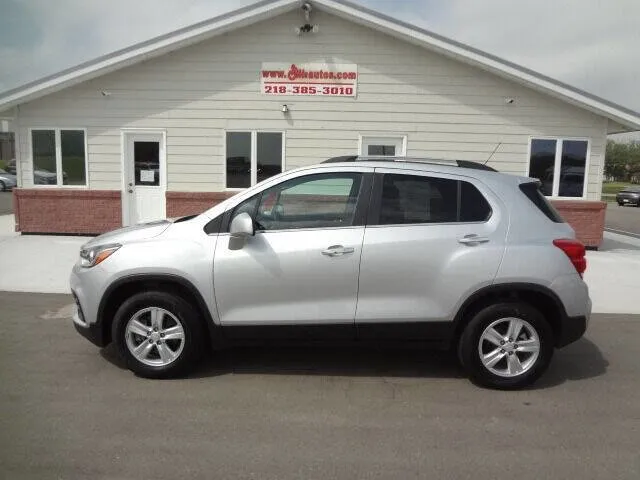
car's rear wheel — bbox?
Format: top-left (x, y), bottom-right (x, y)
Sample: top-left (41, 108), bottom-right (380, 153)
top-left (112, 291), bottom-right (205, 378)
top-left (0, 180), bottom-right (5, 192)
top-left (458, 302), bottom-right (553, 389)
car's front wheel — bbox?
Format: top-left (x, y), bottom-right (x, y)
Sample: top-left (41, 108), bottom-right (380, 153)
top-left (458, 302), bottom-right (554, 389)
top-left (0, 181), bottom-right (5, 192)
top-left (112, 291), bottom-right (205, 378)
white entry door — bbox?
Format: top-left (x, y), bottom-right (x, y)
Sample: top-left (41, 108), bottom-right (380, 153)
top-left (123, 131), bottom-right (166, 225)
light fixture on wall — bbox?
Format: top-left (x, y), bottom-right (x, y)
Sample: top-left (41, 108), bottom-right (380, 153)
top-left (281, 104), bottom-right (289, 113)
top-left (294, 24), bottom-right (319, 35)
top-left (294, 2), bottom-right (319, 35)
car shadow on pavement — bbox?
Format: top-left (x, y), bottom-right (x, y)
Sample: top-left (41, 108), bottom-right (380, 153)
top-left (534, 337), bottom-right (608, 389)
top-left (194, 346), bottom-right (466, 379)
top-left (99, 337), bottom-right (608, 388)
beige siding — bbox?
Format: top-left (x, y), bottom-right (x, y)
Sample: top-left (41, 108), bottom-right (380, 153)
top-left (17, 9), bottom-right (606, 199)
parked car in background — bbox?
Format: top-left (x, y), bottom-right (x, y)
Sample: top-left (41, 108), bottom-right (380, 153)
top-left (616, 185), bottom-right (640, 206)
top-left (70, 156), bottom-right (591, 390)
top-left (0, 168), bottom-right (17, 191)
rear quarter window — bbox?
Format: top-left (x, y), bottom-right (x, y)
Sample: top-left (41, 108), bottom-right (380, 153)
top-left (376, 173), bottom-right (492, 224)
top-left (519, 182), bottom-right (564, 223)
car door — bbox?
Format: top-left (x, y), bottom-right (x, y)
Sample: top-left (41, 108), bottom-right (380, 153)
top-left (355, 168), bottom-right (507, 338)
top-left (213, 167), bottom-right (373, 338)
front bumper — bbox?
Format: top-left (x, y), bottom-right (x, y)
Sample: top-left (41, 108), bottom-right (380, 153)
top-left (73, 313), bottom-right (109, 347)
top-left (70, 263), bottom-right (110, 347)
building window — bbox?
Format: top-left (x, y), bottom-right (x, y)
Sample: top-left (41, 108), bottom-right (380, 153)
top-left (225, 131), bottom-right (283, 189)
top-left (31, 129), bottom-right (87, 186)
top-left (528, 138), bottom-right (589, 198)
top-left (360, 136), bottom-right (406, 156)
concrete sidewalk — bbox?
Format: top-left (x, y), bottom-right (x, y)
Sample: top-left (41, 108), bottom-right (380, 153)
top-left (0, 215), bottom-right (88, 294)
top-left (1, 213), bottom-right (639, 314)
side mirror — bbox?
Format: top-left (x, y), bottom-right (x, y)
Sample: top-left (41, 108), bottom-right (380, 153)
top-left (229, 212), bottom-right (254, 238)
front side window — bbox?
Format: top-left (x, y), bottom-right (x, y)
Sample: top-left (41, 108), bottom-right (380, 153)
top-left (528, 138), bottom-right (588, 198)
top-left (231, 173), bottom-right (362, 231)
top-left (377, 174), bottom-right (491, 225)
top-left (226, 131), bottom-right (283, 188)
top-left (31, 129), bottom-right (87, 186)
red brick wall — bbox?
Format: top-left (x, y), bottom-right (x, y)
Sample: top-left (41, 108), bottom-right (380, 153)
top-left (166, 191), bottom-right (235, 217)
top-left (11, 190), bottom-right (607, 247)
top-left (551, 200), bottom-right (606, 248)
top-left (14, 189), bottom-right (122, 234)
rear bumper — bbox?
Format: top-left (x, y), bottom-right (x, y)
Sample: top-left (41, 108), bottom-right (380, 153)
top-left (616, 195), bottom-right (640, 205)
top-left (556, 314), bottom-right (589, 348)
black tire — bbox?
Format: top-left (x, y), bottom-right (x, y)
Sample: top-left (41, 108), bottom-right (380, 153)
top-left (0, 181), bottom-right (5, 192)
top-left (112, 290), bottom-right (206, 378)
top-left (458, 302), bottom-right (554, 390)
top-left (617, 202), bottom-right (623, 206)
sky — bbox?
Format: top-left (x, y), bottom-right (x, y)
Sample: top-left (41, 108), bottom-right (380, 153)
top-left (1, 0), bottom-right (639, 137)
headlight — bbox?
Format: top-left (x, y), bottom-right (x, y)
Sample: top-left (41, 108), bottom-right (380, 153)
top-left (80, 243), bottom-right (121, 268)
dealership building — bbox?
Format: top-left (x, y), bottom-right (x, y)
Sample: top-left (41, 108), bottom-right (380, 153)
top-left (1, 0), bottom-right (639, 246)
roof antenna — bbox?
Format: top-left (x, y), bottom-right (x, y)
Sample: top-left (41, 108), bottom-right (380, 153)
top-left (484, 142), bottom-right (501, 165)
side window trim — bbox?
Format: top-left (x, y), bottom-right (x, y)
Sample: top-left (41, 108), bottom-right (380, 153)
top-left (366, 171), bottom-right (493, 227)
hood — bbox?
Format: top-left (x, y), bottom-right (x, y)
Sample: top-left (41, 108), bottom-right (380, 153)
top-left (0, 172), bottom-right (16, 183)
top-left (82, 219), bottom-right (172, 248)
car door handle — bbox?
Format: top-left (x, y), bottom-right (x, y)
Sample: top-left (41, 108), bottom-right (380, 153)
top-left (458, 234), bottom-right (490, 245)
top-left (321, 245), bottom-right (355, 257)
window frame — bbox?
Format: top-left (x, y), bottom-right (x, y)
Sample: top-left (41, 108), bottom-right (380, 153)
top-left (223, 130), bottom-right (286, 191)
top-left (525, 136), bottom-right (591, 200)
top-left (358, 135), bottom-right (407, 157)
top-left (366, 170), bottom-right (494, 227)
top-left (29, 127), bottom-right (89, 188)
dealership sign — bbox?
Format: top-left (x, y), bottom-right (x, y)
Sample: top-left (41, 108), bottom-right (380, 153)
top-left (260, 63), bottom-right (357, 97)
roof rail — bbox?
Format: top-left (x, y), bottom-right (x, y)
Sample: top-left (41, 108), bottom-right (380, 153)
top-left (321, 155), bottom-right (497, 172)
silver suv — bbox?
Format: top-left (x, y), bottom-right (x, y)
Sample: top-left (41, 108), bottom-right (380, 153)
top-left (70, 157), bottom-right (591, 389)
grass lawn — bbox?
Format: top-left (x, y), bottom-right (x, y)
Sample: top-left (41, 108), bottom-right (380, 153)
top-left (602, 181), bottom-right (636, 195)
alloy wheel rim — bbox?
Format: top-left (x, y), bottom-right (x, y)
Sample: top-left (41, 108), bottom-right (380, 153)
top-left (478, 317), bottom-right (540, 378)
top-left (125, 307), bottom-right (185, 367)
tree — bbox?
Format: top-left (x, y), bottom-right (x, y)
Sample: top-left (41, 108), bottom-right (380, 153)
top-left (605, 140), bottom-right (640, 182)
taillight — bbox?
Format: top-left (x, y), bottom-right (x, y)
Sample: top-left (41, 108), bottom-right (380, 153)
top-left (553, 239), bottom-right (587, 277)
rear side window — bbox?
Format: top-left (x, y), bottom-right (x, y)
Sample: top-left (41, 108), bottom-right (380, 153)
top-left (377, 174), bottom-right (491, 225)
top-left (519, 182), bottom-right (564, 223)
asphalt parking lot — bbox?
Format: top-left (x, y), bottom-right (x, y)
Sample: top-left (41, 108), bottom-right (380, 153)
top-left (1, 292), bottom-right (639, 479)
top-left (606, 203), bottom-right (640, 236)
top-left (0, 191), bottom-right (12, 215)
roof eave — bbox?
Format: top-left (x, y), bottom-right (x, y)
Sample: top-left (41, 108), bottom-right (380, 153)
top-left (319, 0), bottom-right (640, 131)
top-left (0, 0), bottom-right (298, 113)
